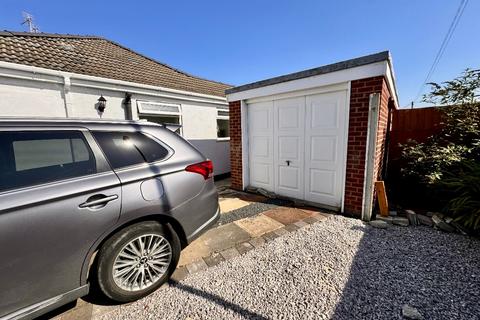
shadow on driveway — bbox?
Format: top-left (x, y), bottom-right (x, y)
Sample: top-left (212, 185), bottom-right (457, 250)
top-left (168, 280), bottom-right (268, 320)
top-left (332, 223), bottom-right (480, 319)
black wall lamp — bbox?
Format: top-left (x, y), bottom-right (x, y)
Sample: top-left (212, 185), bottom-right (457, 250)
top-left (97, 95), bottom-right (107, 113)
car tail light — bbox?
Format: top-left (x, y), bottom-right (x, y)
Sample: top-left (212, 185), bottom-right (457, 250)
top-left (185, 160), bottom-right (213, 180)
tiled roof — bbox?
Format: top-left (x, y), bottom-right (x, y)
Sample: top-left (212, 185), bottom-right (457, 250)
top-left (0, 31), bottom-right (231, 97)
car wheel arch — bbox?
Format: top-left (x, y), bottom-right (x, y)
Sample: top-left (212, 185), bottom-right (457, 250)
top-left (81, 214), bottom-right (187, 286)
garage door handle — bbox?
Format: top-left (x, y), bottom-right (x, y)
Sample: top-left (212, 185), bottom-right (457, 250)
top-left (79, 194), bottom-right (118, 208)
top-left (286, 160), bottom-right (291, 166)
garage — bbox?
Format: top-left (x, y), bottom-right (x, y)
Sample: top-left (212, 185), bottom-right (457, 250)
top-left (247, 89), bottom-right (348, 208)
top-left (226, 51), bottom-right (399, 220)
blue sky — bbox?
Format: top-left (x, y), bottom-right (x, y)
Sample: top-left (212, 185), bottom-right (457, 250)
top-left (1, 0), bottom-right (478, 108)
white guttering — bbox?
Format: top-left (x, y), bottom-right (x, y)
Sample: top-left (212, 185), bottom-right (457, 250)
top-left (0, 61), bottom-right (228, 106)
top-left (226, 60), bottom-right (399, 108)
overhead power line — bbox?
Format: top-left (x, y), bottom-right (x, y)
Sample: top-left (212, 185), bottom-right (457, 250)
top-left (412, 0), bottom-right (469, 104)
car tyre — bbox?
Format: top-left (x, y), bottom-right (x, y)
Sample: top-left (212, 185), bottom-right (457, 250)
top-left (95, 221), bottom-right (180, 302)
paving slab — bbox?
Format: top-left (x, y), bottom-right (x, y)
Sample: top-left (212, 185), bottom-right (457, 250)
top-left (220, 247), bottom-right (240, 260)
top-left (263, 231), bottom-right (280, 242)
top-left (234, 214), bottom-right (284, 237)
top-left (91, 304), bottom-right (119, 320)
top-left (294, 220), bottom-right (308, 228)
top-left (203, 253), bottom-right (225, 268)
top-left (186, 259), bottom-right (208, 274)
top-left (284, 223), bottom-right (300, 232)
top-left (178, 234), bottom-right (212, 266)
top-left (304, 217), bottom-right (319, 224)
top-left (273, 227), bottom-right (289, 236)
top-left (219, 198), bottom-right (251, 213)
top-left (249, 237), bottom-right (266, 248)
top-left (236, 242), bottom-right (254, 255)
top-left (202, 222), bottom-right (251, 252)
top-left (170, 266), bottom-right (189, 282)
top-left (53, 300), bottom-right (93, 320)
top-left (264, 207), bottom-right (315, 225)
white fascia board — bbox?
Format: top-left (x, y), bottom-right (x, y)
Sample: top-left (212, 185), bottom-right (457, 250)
top-left (0, 61), bottom-right (228, 106)
top-left (384, 62), bottom-right (400, 108)
top-left (226, 61), bottom-right (388, 102)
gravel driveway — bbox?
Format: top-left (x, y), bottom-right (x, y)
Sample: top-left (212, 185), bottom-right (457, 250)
top-left (99, 216), bottom-right (480, 320)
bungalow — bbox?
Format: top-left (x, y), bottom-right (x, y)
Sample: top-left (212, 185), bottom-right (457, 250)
top-left (0, 31), bottom-right (232, 175)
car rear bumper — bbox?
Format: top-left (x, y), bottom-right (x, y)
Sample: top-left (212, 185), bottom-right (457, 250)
top-left (186, 205), bottom-right (220, 244)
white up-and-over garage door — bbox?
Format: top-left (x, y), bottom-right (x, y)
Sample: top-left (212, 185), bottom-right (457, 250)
top-left (247, 89), bottom-right (348, 209)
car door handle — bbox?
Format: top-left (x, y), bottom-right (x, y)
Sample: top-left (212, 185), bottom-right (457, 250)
top-left (79, 194), bottom-right (118, 209)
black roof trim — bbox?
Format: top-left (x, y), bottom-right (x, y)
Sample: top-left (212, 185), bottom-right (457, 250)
top-left (225, 51), bottom-right (390, 95)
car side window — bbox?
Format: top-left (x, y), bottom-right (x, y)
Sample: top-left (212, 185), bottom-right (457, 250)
top-left (92, 131), bottom-right (170, 169)
top-left (0, 130), bottom-right (97, 192)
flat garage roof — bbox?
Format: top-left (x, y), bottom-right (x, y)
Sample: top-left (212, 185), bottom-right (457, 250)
top-left (225, 51), bottom-right (391, 95)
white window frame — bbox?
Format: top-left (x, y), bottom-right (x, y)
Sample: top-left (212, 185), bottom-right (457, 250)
top-left (216, 108), bottom-right (230, 141)
top-left (137, 101), bottom-right (183, 135)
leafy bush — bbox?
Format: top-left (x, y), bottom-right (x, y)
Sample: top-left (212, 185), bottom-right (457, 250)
top-left (441, 161), bottom-right (480, 230)
top-left (400, 69), bottom-right (480, 232)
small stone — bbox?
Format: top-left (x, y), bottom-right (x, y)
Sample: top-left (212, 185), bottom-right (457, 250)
top-left (257, 188), bottom-right (276, 198)
top-left (402, 304), bottom-right (424, 319)
top-left (389, 210), bottom-right (398, 216)
top-left (392, 217), bottom-right (410, 227)
top-left (377, 216), bottom-right (393, 223)
top-left (369, 220), bottom-right (389, 229)
top-left (417, 214), bottom-right (433, 227)
top-left (427, 211), bottom-right (442, 218)
top-left (405, 210), bottom-right (418, 226)
top-left (450, 220), bottom-right (469, 235)
top-left (432, 215), bottom-right (456, 233)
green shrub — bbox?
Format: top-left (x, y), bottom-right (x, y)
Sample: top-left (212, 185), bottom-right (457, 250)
top-left (400, 69), bottom-right (480, 232)
top-left (441, 161), bottom-right (480, 231)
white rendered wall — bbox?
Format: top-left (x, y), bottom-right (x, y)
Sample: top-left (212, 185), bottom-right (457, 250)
top-left (0, 63), bottom-right (230, 175)
top-left (0, 78), bottom-right (66, 117)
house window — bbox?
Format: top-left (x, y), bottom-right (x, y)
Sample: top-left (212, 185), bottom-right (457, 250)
top-left (137, 101), bottom-right (182, 134)
top-left (217, 108), bottom-right (230, 140)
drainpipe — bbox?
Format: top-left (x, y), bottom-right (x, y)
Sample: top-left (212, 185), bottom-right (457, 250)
top-left (361, 93), bottom-right (380, 221)
top-left (124, 92), bottom-right (133, 120)
top-left (62, 76), bottom-right (72, 117)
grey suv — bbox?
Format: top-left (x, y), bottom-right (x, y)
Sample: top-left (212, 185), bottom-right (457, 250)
top-left (0, 119), bottom-right (220, 319)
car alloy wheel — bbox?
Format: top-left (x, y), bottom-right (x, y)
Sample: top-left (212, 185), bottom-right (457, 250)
top-left (112, 234), bottom-right (172, 292)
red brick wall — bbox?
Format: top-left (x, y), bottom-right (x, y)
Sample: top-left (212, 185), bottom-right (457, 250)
top-left (229, 100), bottom-right (243, 190)
top-left (344, 76), bottom-right (392, 215)
top-left (373, 79), bottom-right (393, 182)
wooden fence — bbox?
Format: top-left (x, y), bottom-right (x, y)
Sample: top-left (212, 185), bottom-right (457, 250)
top-left (388, 106), bottom-right (444, 162)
